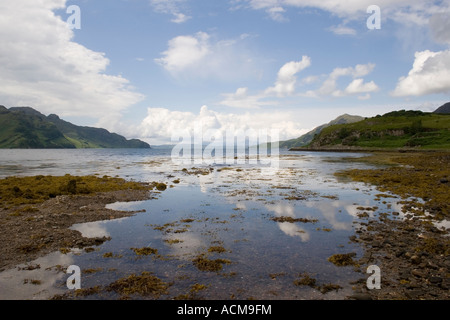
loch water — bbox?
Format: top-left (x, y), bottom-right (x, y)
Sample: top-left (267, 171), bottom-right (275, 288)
top-left (0, 148), bottom-right (398, 300)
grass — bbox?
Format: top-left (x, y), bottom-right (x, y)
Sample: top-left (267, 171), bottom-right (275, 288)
top-left (0, 174), bottom-right (151, 208)
top-left (311, 111), bottom-right (450, 149)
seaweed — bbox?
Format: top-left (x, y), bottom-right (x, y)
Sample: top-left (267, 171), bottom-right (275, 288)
top-left (192, 254), bottom-right (231, 272)
top-left (0, 174), bottom-right (152, 208)
top-left (327, 253), bottom-right (357, 266)
top-left (131, 247), bottom-right (158, 256)
top-left (270, 216), bottom-right (318, 223)
top-left (107, 272), bottom-right (171, 298)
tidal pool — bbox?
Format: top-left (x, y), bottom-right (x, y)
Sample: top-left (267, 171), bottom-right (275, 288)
top-left (0, 151), bottom-right (400, 300)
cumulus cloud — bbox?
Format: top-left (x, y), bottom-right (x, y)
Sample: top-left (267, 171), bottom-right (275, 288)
top-left (137, 105), bottom-right (308, 144)
top-left (218, 56), bottom-right (311, 108)
top-left (309, 63), bottom-right (378, 98)
top-left (0, 0), bottom-right (144, 120)
top-left (155, 32), bottom-right (211, 72)
top-left (392, 49), bottom-right (450, 96)
top-left (265, 56), bottom-right (312, 97)
top-left (155, 32), bottom-right (261, 81)
top-left (344, 79), bottom-right (379, 94)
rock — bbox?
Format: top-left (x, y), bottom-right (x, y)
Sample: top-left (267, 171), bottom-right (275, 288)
top-left (410, 255), bottom-right (421, 264)
top-left (395, 249), bottom-right (406, 258)
top-left (439, 178), bottom-right (448, 184)
top-left (371, 240), bottom-right (381, 248)
top-left (428, 276), bottom-right (442, 285)
top-left (348, 293), bottom-right (372, 300)
top-left (406, 289), bottom-right (425, 299)
top-left (411, 269), bottom-right (426, 278)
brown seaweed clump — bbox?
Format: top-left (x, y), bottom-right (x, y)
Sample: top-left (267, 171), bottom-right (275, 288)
top-left (293, 273), bottom-right (343, 294)
top-left (0, 174), bottom-right (152, 208)
top-left (270, 216), bottom-right (318, 223)
top-left (131, 247), bottom-right (158, 256)
top-left (293, 273), bottom-right (316, 287)
top-left (327, 252), bottom-right (357, 266)
top-left (107, 272), bottom-right (171, 298)
top-left (192, 254), bottom-right (231, 272)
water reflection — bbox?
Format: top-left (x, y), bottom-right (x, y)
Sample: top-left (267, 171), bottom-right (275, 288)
top-left (265, 203), bottom-right (310, 241)
top-left (0, 251), bottom-right (77, 300)
top-left (71, 220), bottom-right (114, 238)
top-left (0, 150), bottom-right (397, 300)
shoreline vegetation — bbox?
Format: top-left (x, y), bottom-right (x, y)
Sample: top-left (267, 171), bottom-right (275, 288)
top-left (0, 150), bottom-right (448, 300)
top-left (334, 151), bottom-right (449, 300)
top-left (289, 146), bottom-right (449, 153)
top-left (0, 175), bottom-right (165, 271)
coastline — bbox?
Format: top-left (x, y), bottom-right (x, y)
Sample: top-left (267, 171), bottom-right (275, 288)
top-left (334, 151), bottom-right (449, 300)
top-left (0, 175), bottom-right (157, 272)
top-left (0, 151), bottom-right (448, 300)
top-left (289, 146), bottom-right (448, 153)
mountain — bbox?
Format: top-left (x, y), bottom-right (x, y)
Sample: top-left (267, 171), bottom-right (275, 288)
top-left (303, 110), bottom-right (450, 150)
top-left (0, 106), bottom-right (150, 149)
top-left (434, 102), bottom-right (450, 114)
top-left (279, 114), bottom-right (365, 149)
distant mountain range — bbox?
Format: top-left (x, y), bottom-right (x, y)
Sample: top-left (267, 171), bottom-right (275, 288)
top-left (0, 106), bottom-right (150, 149)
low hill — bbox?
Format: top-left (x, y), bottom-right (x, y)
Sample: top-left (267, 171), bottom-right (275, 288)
top-left (279, 114), bottom-right (364, 149)
top-left (0, 106), bottom-right (150, 149)
top-left (434, 102), bottom-right (450, 114)
top-left (303, 110), bottom-right (450, 150)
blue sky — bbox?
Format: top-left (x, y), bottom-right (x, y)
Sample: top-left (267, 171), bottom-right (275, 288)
top-left (1, 0), bottom-right (449, 144)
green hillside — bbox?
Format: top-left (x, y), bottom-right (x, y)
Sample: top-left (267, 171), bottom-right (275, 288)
top-left (279, 114), bottom-right (364, 149)
top-left (47, 114), bottom-right (150, 149)
top-left (0, 106), bottom-right (150, 149)
top-left (307, 110), bottom-right (450, 150)
top-left (0, 106), bottom-right (74, 148)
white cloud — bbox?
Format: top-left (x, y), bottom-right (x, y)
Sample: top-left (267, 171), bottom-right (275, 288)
top-left (219, 87), bottom-right (276, 109)
top-left (344, 79), bottom-right (379, 94)
top-left (155, 32), bottom-right (261, 81)
top-left (0, 0), bottom-right (144, 120)
top-left (311, 63), bottom-right (378, 98)
top-left (149, 0), bottom-right (191, 23)
top-left (429, 12), bottom-right (450, 45)
top-left (155, 32), bottom-right (211, 72)
top-left (267, 6), bottom-right (288, 22)
top-left (236, 0), bottom-right (450, 28)
top-left (328, 24), bottom-right (357, 36)
top-left (137, 105), bottom-right (309, 144)
top-left (219, 57), bottom-right (311, 108)
top-left (265, 56), bottom-right (312, 97)
top-left (392, 49), bottom-right (450, 96)
top-left (171, 12), bottom-right (191, 23)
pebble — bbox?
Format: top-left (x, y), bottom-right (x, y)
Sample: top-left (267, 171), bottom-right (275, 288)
top-left (429, 276), bottom-right (442, 285)
top-left (411, 269), bottom-right (425, 278)
top-left (410, 255), bottom-right (421, 264)
top-left (348, 293), bottom-right (372, 300)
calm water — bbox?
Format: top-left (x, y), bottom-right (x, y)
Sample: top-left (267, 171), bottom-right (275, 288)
top-left (0, 148), bottom-right (399, 300)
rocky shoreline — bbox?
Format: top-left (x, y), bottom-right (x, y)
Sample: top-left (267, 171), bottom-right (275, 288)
top-left (0, 152), bottom-right (448, 300)
top-left (336, 152), bottom-right (450, 300)
top-left (0, 189), bottom-right (152, 272)
top-left (0, 175), bottom-right (158, 272)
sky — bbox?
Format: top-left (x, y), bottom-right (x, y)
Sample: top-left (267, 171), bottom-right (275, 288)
top-left (0, 0), bottom-right (449, 145)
